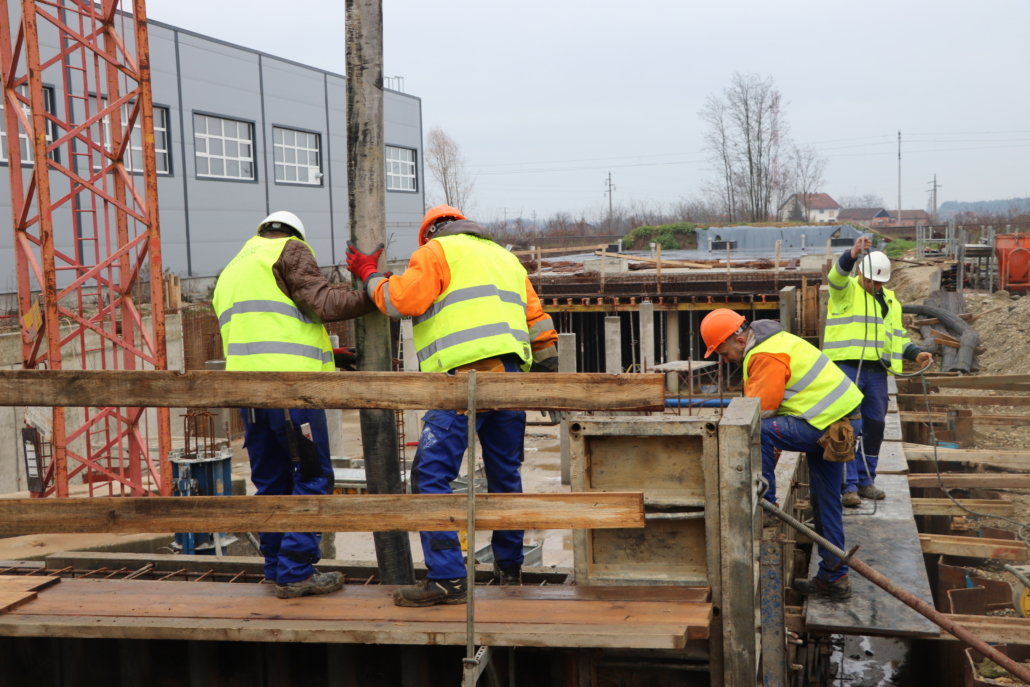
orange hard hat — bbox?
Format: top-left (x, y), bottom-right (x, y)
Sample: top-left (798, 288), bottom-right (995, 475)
top-left (700, 309), bottom-right (746, 358)
top-left (419, 205), bottom-right (466, 246)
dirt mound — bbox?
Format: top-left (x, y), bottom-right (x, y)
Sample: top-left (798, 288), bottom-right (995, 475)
top-left (890, 262), bottom-right (942, 303)
top-left (964, 292), bottom-right (1030, 375)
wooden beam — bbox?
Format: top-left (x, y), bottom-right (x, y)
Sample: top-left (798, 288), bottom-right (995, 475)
top-left (910, 498), bottom-right (1015, 517)
top-left (941, 614), bottom-right (1030, 644)
top-left (918, 374), bottom-right (1030, 392)
top-left (904, 445), bottom-right (1030, 468)
top-left (592, 251), bottom-right (712, 270)
top-left (919, 534), bottom-right (1027, 561)
top-left (0, 493), bottom-right (644, 535)
top-left (897, 394), bottom-right (1030, 407)
top-left (899, 412), bottom-right (1030, 426)
top-left (908, 473), bottom-right (1030, 488)
top-left (0, 370), bottom-right (666, 412)
top-left (512, 243), bottom-right (608, 257)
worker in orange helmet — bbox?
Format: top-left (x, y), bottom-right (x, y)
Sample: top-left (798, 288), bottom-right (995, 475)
top-left (346, 205), bottom-right (559, 607)
top-left (701, 308), bottom-right (863, 601)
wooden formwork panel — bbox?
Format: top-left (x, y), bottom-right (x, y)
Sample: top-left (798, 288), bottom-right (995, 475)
top-left (570, 413), bottom-right (720, 588)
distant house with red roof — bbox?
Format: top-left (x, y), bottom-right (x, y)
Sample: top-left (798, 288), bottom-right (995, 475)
top-left (838, 207), bottom-right (893, 227)
top-left (778, 193), bottom-right (841, 223)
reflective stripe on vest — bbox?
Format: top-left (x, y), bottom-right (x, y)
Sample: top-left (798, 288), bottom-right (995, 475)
top-left (412, 233), bottom-right (532, 372)
top-left (212, 235), bottom-right (334, 372)
top-left (823, 277), bottom-right (907, 373)
top-left (744, 330), bottom-right (863, 431)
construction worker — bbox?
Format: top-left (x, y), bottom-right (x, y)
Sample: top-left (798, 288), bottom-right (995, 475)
top-left (701, 309), bottom-right (862, 601)
top-left (826, 236), bottom-right (932, 507)
top-left (213, 211), bottom-right (376, 599)
top-left (346, 205), bottom-right (558, 607)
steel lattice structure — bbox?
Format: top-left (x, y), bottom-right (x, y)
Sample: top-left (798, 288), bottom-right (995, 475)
top-left (0, 0), bottom-right (171, 497)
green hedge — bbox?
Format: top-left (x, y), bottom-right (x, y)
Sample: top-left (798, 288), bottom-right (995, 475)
top-left (625, 223), bottom-right (696, 250)
top-left (884, 239), bottom-right (915, 258)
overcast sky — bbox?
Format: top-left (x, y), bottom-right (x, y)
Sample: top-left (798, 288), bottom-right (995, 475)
top-left (148, 0), bottom-right (1030, 221)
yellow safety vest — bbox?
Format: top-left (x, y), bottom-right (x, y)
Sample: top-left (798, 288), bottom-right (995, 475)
top-left (412, 233), bottom-right (532, 372)
top-left (213, 236), bottom-right (333, 372)
top-left (825, 264), bottom-right (909, 373)
top-left (743, 330), bottom-right (863, 430)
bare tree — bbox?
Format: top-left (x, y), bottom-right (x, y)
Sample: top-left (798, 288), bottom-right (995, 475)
top-left (699, 73), bottom-right (788, 222)
top-left (837, 193), bottom-right (886, 209)
top-left (424, 126), bottom-right (475, 212)
top-left (786, 144), bottom-right (827, 221)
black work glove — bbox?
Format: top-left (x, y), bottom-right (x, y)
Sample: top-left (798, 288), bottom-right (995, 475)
top-left (529, 357), bottom-right (559, 373)
top-left (333, 347), bottom-right (357, 371)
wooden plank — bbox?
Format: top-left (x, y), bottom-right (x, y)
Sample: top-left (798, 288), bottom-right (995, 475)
top-left (591, 251), bottom-right (712, 269)
top-left (940, 614), bottom-right (1030, 644)
top-left (897, 394), bottom-right (1030, 407)
top-left (0, 591), bottom-right (37, 615)
top-left (0, 370), bottom-right (666, 412)
top-left (0, 577), bottom-right (60, 593)
top-left (920, 374), bottom-right (1030, 392)
top-left (899, 411), bottom-right (1030, 425)
top-left (903, 446), bottom-right (1030, 469)
top-left (0, 493), bottom-right (644, 535)
top-left (919, 534), bottom-right (1027, 560)
top-left (910, 498), bottom-right (1014, 517)
top-left (512, 243), bottom-right (608, 257)
top-left (908, 473), bottom-right (1030, 488)
top-left (718, 398), bottom-right (762, 687)
top-left (805, 474), bottom-right (939, 638)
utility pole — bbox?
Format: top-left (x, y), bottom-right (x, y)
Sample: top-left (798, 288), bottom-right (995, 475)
top-left (927, 174), bottom-right (940, 222)
top-left (345, 0), bottom-right (414, 586)
top-left (897, 131), bottom-right (902, 228)
top-left (604, 172), bottom-right (616, 233)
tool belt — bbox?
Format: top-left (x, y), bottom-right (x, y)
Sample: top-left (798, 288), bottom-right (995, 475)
top-left (817, 413), bottom-right (860, 463)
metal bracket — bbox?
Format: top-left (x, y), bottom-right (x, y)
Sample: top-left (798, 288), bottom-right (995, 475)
top-left (462, 645), bottom-right (493, 687)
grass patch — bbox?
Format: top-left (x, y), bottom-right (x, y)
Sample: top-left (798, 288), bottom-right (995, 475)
top-left (884, 239), bottom-right (916, 258)
top-left (625, 223), bottom-right (696, 250)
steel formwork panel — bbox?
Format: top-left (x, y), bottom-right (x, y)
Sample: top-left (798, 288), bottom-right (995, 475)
top-left (1, 0), bottom-right (170, 497)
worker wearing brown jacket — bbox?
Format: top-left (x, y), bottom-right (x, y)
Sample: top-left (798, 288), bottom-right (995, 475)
top-left (214, 211), bottom-right (375, 599)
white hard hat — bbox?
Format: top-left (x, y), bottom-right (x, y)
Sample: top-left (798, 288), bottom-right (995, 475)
top-left (858, 251), bottom-right (891, 282)
top-left (257, 211), bottom-right (306, 241)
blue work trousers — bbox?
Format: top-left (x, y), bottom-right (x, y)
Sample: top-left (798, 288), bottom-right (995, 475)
top-left (838, 362), bottom-right (889, 492)
top-left (761, 414), bottom-right (860, 582)
top-left (241, 407), bottom-right (332, 583)
top-left (412, 405), bottom-right (527, 580)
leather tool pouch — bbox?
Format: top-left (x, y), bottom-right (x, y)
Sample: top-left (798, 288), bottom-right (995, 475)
top-left (296, 433), bottom-right (325, 480)
top-left (817, 416), bottom-right (856, 463)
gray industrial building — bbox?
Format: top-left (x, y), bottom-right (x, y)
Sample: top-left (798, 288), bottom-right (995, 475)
top-left (0, 13), bottom-right (425, 290)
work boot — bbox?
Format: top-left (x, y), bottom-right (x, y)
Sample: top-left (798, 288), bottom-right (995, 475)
top-left (794, 575), bottom-right (852, 601)
top-left (842, 490), bottom-right (862, 508)
top-left (275, 571), bottom-right (345, 599)
top-left (494, 562), bottom-right (522, 586)
top-left (858, 485), bottom-right (886, 500)
top-left (393, 578), bottom-right (467, 607)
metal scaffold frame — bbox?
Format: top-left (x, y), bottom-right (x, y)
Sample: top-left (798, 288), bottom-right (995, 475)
top-left (0, 0), bottom-right (170, 497)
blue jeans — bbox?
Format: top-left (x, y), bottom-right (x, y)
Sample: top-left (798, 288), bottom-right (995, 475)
top-left (761, 413), bottom-right (860, 582)
top-left (411, 356), bottom-right (527, 580)
top-left (838, 362), bottom-right (889, 492)
top-left (241, 408), bottom-right (332, 583)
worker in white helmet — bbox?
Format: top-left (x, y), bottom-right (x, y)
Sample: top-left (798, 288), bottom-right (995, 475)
top-left (823, 235), bottom-right (932, 507)
top-left (213, 211), bottom-right (376, 599)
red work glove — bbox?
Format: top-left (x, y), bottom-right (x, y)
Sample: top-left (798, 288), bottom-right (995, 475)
top-left (345, 241), bottom-right (384, 282)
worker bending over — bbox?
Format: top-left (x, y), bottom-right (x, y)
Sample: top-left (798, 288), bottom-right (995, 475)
top-left (347, 205), bottom-right (558, 607)
top-left (701, 309), bottom-right (862, 601)
top-left (214, 211), bottom-right (376, 599)
top-left (826, 236), bottom-right (932, 507)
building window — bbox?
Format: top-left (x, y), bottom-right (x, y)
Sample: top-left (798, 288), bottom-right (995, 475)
top-left (273, 127), bottom-right (320, 185)
top-left (0, 85), bottom-right (57, 164)
top-left (386, 145), bottom-right (417, 191)
top-left (193, 113), bottom-right (254, 180)
top-left (99, 100), bottom-right (171, 175)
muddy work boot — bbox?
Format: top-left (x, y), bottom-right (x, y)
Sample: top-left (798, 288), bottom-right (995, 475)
top-left (794, 575), bottom-right (852, 601)
top-left (857, 484), bottom-right (886, 500)
top-left (494, 563), bottom-right (522, 586)
top-left (275, 571), bottom-right (345, 599)
top-left (841, 490), bottom-right (862, 508)
top-left (393, 578), bottom-right (467, 607)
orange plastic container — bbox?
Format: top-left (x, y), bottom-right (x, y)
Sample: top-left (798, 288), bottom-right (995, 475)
top-left (995, 233), bottom-right (1030, 292)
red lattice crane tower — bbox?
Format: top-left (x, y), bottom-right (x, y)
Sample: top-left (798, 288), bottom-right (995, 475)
top-left (0, 0), bottom-right (171, 497)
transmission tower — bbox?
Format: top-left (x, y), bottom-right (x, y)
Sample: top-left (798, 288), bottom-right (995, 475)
top-left (0, 0), bottom-right (171, 497)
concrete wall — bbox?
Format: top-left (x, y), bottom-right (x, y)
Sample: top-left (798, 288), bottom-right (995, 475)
top-left (0, 314), bottom-right (184, 495)
top-left (0, 11), bottom-right (425, 299)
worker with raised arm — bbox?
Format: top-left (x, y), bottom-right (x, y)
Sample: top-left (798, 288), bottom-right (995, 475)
top-left (825, 236), bottom-right (932, 507)
top-left (346, 205), bottom-right (558, 607)
top-left (701, 308), bottom-right (863, 601)
top-left (213, 211), bottom-right (377, 599)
